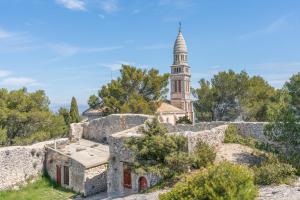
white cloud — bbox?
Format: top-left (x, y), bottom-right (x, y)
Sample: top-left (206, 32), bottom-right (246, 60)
top-left (56, 0), bottom-right (86, 11)
top-left (0, 70), bottom-right (11, 78)
top-left (132, 9), bottom-right (141, 15)
top-left (0, 27), bottom-right (40, 52)
top-left (98, 0), bottom-right (119, 13)
top-left (98, 14), bottom-right (105, 19)
top-left (239, 15), bottom-right (290, 39)
top-left (100, 61), bottom-right (132, 71)
top-left (0, 28), bottom-right (14, 39)
top-left (138, 43), bottom-right (171, 50)
top-left (100, 61), bottom-right (152, 71)
top-left (1, 77), bottom-right (39, 87)
top-left (49, 43), bottom-right (123, 57)
top-left (159, 0), bottom-right (194, 9)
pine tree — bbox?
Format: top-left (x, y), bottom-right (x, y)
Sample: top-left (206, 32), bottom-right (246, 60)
top-left (69, 97), bottom-right (80, 123)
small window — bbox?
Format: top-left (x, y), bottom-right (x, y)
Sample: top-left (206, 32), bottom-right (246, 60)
top-left (178, 80), bottom-right (182, 93)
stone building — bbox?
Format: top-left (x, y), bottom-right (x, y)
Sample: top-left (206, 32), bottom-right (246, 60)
top-left (106, 120), bottom-right (229, 197)
top-left (156, 102), bottom-right (186, 125)
top-left (45, 139), bottom-right (109, 196)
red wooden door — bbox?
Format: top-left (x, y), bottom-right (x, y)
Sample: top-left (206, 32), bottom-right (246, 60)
top-left (123, 169), bottom-right (132, 189)
top-left (56, 165), bottom-right (61, 186)
top-left (138, 177), bottom-right (148, 191)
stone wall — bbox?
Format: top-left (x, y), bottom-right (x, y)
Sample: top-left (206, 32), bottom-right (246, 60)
top-left (165, 121), bottom-right (268, 143)
top-left (69, 122), bottom-right (88, 140)
top-left (70, 114), bottom-right (151, 143)
top-left (84, 165), bottom-right (107, 196)
top-left (0, 138), bottom-right (68, 190)
top-left (186, 125), bottom-right (228, 152)
top-left (232, 122), bottom-right (268, 142)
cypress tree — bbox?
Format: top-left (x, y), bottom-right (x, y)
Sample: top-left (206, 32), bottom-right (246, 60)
top-left (69, 97), bottom-right (80, 123)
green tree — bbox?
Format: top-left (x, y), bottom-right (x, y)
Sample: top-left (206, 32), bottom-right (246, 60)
top-left (125, 118), bottom-right (190, 178)
top-left (58, 107), bottom-right (70, 125)
top-left (192, 79), bottom-right (214, 121)
top-left (69, 97), bottom-right (80, 123)
top-left (88, 94), bottom-right (100, 109)
top-left (285, 72), bottom-right (300, 116)
top-left (0, 88), bottom-right (68, 146)
top-left (176, 115), bottom-right (192, 125)
top-left (193, 70), bottom-right (276, 122)
top-left (97, 65), bottom-right (169, 115)
top-left (265, 73), bottom-right (300, 173)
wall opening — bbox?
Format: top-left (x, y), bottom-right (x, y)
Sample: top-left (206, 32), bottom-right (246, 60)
top-left (63, 166), bottom-right (69, 185)
top-left (138, 176), bottom-right (148, 191)
top-left (123, 168), bottom-right (132, 189)
top-left (56, 165), bottom-right (61, 186)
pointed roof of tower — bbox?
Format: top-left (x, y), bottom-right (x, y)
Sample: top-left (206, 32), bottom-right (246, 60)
top-left (174, 24), bottom-right (187, 54)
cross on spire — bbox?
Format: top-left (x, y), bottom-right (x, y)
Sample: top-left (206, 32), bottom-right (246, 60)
top-left (179, 22), bottom-right (182, 32)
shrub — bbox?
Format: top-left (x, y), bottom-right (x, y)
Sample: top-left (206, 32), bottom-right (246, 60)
top-left (125, 118), bottom-right (190, 179)
top-left (224, 124), bottom-right (257, 148)
top-left (190, 141), bottom-right (216, 169)
top-left (253, 153), bottom-right (296, 185)
top-left (283, 152), bottom-right (300, 175)
top-left (159, 162), bottom-right (258, 200)
top-left (176, 115), bottom-right (192, 125)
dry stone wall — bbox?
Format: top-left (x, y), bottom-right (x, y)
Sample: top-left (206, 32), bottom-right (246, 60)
top-left (84, 165), bottom-right (107, 196)
top-left (0, 138), bottom-right (68, 190)
top-left (165, 121), bottom-right (268, 143)
top-left (70, 114), bottom-right (151, 143)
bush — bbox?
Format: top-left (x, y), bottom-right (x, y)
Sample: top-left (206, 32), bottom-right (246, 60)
top-left (159, 162), bottom-right (258, 200)
top-left (176, 116), bottom-right (192, 125)
top-left (125, 118), bottom-right (190, 179)
top-left (283, 152), bottom-right (300, 175)
top-left (224, 124), bottom-right (257, 148)
top-left (253, 153), bottom-right (296, 185)
top-left (190, 141), bottom-right (216, 169)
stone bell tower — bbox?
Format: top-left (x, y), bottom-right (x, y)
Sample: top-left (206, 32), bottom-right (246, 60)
top-left (170, 24), bottom-right (194, 122)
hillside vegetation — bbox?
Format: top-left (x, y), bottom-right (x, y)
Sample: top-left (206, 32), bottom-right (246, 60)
top-left (0, 88), bottom-right (69, 146)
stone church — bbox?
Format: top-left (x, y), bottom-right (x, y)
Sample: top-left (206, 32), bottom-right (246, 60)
top-left (84, 27), bottom-right (194, 125)
top-left (157, 26), bottom-right (194, 125)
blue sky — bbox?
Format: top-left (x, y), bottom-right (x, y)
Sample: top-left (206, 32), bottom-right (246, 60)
top-left (0, 0), bottom-right (299, 111)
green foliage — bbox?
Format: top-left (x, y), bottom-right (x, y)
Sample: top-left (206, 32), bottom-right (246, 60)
top-left (193, 70), bottom-right (276, 121)
top-left (88, 94), bottom-right (100, 109)
top-left (190, 141), bottom-right (216, 169)
top-left (264, 73), bottom-right (300, 173)
top-left (0, 88), bottom-right (68, 146)
top-left (0, 175), bottom-right (75, 200)
top-left (253, 153), bottom-right (296, 185)
top-left (58, 107), bottom-right (70, 125)
top-left (176, 115), bottom-right (192, 125)
top-left (95, 65), bottom-right (169, 115)
top-left (159, 162), bottom-right (258, 200)
top-left (224, 124), bottom-right (257, 148)
top-left (192, 79), bottom-right (214, 121)
top-left (285, 72), bottom-right (300, 115)
top-left (125, 118), bottom-right (190, 178)
top-left (69, 97), bottom-right (80, 123)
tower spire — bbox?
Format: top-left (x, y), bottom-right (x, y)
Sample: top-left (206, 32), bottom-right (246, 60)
top-left (179, 22), bottom-right (182, 32)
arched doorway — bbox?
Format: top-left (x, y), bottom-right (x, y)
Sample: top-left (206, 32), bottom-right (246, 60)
top-left (138, 176), bottom-right (148, 191)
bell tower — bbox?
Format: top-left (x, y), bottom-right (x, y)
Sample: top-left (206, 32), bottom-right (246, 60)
top-left (170, 23), bottom-right (194, 122)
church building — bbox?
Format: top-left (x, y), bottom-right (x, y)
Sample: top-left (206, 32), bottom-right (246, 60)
top-left (157, 25), bottom-right (194, 124)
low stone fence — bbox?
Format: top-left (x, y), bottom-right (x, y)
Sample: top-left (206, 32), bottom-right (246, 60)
top-left (0, 138), bottom-right (68, 191)
top-left (187, 125), bottom-right (228, 152)
top-left (70, 114), bottom-right (151, 143)
top-left (164, 121), bottom-right (269, 143)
